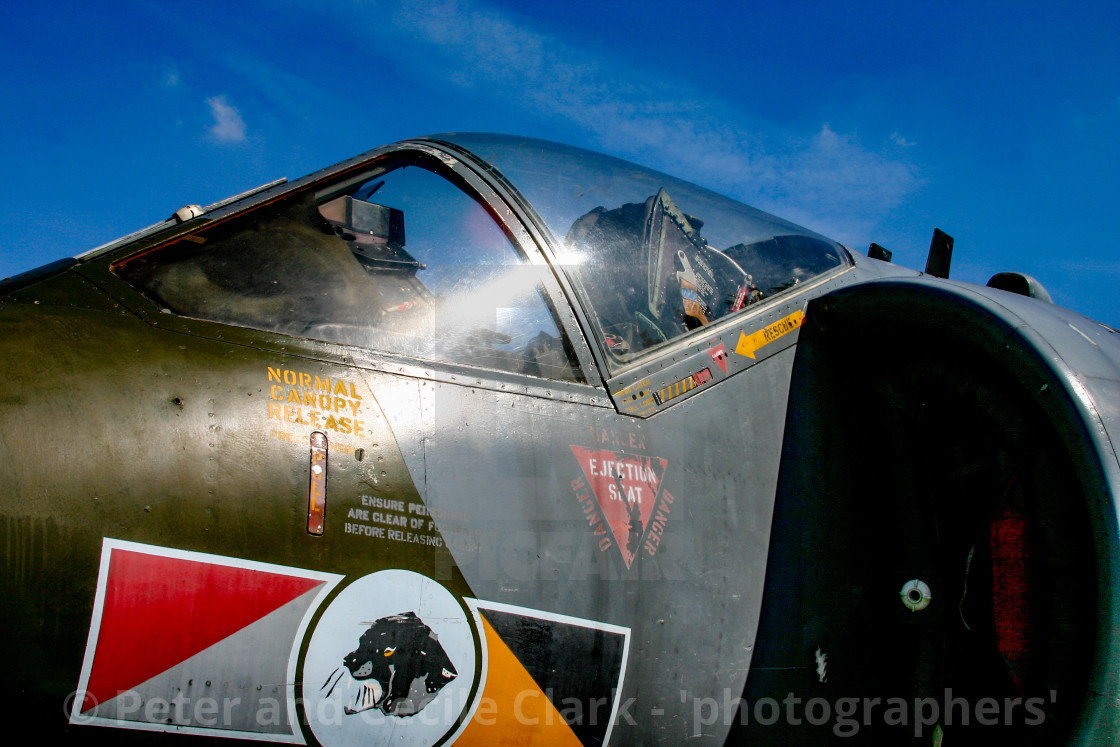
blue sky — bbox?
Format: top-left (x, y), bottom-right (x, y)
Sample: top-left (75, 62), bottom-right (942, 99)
top-left (2, 0), bottom-right (1118, 325)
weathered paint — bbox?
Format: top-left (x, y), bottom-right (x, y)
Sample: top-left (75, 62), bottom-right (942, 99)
top-left (2, 135), bottom-right (1119, 747)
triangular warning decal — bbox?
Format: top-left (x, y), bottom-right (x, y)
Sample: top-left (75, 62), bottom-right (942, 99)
top-left (81, 545), bottom-right (325, 712)
top-left (570, 446), bottom-right (667, 568)
top-left (709, 343), bottom-right (728, 374)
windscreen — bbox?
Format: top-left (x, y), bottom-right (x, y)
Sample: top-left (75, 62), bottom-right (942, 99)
top-left (114, 154), bottom-right (583, 382)
top-left (437, 134), bottom-right (850, 372)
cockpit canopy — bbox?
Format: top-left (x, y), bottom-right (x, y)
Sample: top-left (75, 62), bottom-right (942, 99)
top-left (436, 134), bottom-right (849, 367)
top-left (115, 135), bottom-right (849, 380)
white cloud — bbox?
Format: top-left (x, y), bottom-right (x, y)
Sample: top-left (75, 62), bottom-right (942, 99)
top-left (1058, 259), bottom-right (1120, 276)
top-left (332, 0), bottom-right (920, 243)
top-left (891, 131), bottom-right (916, 148)
top-left (206, 95), bottom-right (246, 143)
top-left (162, 61), bottom-right (180, 88)
top-left (766, 125), bottom-right (922, 239)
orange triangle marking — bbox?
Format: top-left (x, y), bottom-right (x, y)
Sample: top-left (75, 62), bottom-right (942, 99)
top-left (456, 617), bottom-right (583, 747)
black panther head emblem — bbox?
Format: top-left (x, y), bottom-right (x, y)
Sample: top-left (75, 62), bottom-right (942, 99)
top-left (320, 611), bottom-right (457, 717)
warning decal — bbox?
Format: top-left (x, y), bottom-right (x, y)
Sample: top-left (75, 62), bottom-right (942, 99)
top-left (652, 369), bottom-right (712, 406)
top-left (735, 309), bottom-right (805, 359)
top-left (569, 446), bottom-right (674, 569)
top-left (709, 343), bottom-right (728, 374)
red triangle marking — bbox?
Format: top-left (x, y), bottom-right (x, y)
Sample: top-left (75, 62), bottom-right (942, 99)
top-left (709, 344), bottom-right (728, 374)
top-left (82, 548), bottom-right (323, 712)
top-left (570, 446), bottom-right (667, 568)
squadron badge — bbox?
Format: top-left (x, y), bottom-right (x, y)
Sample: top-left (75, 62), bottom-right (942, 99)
top-left (301, 570), bottom-right (475, 747)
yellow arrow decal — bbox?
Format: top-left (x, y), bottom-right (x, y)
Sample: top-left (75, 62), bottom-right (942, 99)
top-left (735, 309), bottom-right (806, 359)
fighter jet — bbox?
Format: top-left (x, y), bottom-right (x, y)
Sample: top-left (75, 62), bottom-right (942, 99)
top-left (2, 133), bottom-right (1118, 746)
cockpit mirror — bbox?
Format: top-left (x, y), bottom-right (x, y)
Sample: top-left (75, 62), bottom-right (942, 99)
top-left (319, 195), bottom-right (419, 272)
top-left (319, 195), bottom-right (405, 246)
